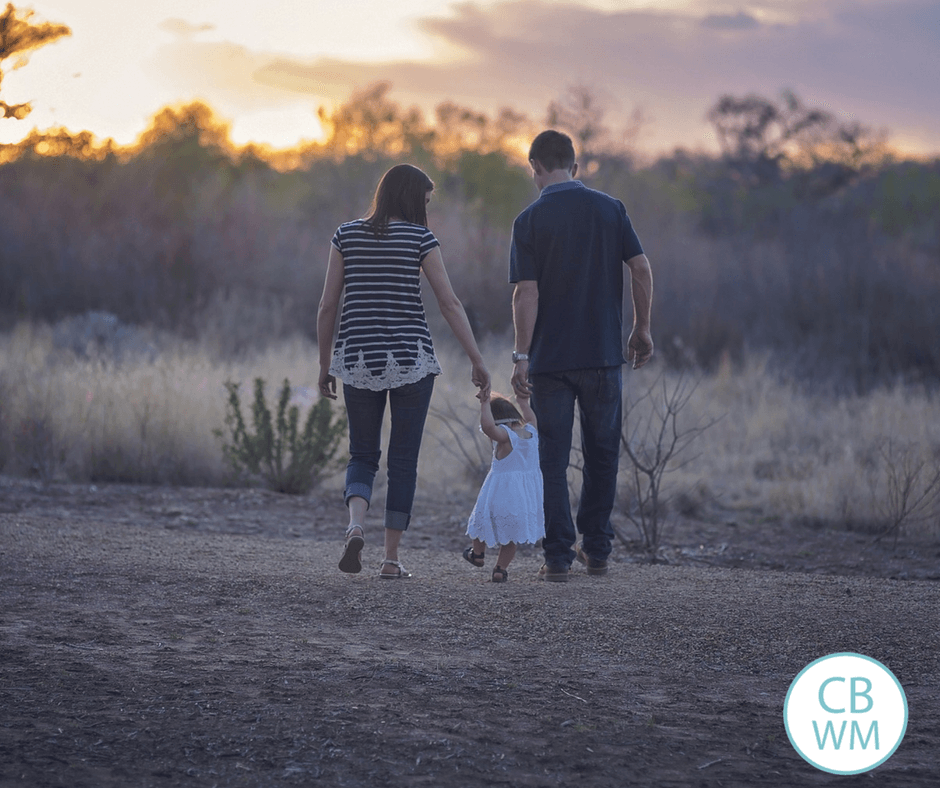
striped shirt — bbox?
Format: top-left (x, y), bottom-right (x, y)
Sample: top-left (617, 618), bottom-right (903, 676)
top-left (329, 220), bottom-right (443, 391)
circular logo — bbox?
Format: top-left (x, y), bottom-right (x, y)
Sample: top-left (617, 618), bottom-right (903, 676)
top-left (784, 652), bottom-right (908, 775)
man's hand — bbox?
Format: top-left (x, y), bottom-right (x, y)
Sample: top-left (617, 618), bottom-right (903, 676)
top-left (627, 328), bottom-right (654, 369)
top-left (511, 359), bottom-right (532, 397)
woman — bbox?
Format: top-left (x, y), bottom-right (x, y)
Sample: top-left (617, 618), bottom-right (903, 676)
top-left (317, 164), bottom-right (490, 579)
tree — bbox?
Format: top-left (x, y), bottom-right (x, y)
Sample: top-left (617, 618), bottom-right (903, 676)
top-left (433, 101), bottom-right (530, 161)
top-left (546, 84), bottom-right (613, 180)
top-left (0, 3), bottom-right (70, 120)
top-left (316, 82), bottom-right (432, 162)
top-left (706, 89), bottom-right (885, 192)
top-left (706, 89), bottom-right (831, 185)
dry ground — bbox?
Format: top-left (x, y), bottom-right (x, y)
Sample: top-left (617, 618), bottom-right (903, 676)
top-left (1, 477), bottom-right (938, 787)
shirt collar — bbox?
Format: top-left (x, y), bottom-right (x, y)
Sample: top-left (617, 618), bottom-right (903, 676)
top-left (540, 180), bottom-right (585, 197)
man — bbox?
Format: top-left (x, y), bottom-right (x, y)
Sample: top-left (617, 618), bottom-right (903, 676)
top-left (510, 130), bottom-right (653, 582)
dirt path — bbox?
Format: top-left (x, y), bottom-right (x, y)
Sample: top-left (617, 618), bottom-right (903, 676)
top-left (1, 479), bottom-right (938, 787)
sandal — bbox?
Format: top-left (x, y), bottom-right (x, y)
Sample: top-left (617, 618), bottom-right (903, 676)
top-left (462, 546), bottom-right (485, 568)
top-left (379, 559), bottom-right (412, 580)
top-left (338, 525), bottom-right (364, 574)
top-left (491, 565), bottom-right (508, 583)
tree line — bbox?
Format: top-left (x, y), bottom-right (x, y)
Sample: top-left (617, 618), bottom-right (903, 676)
top-left (1, 7), bottom-right (938, 391)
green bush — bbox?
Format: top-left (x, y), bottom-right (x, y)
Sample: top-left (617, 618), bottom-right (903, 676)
top-left (215, 377), bottom-right (347, 494)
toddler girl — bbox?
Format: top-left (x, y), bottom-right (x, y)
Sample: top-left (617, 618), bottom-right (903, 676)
top-left (463, 391), bottom-right (544, 582)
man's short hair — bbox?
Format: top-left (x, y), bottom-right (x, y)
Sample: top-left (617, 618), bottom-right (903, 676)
top-left (529, 130), bottom-right (576, 172)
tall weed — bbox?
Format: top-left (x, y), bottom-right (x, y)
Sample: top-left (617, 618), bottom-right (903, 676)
top-left (215, 378), bottom-right (347, 494)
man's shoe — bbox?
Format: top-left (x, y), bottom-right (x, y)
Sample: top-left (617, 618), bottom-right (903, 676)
top-left (538, 563), bottom-right (570, 582)
top-left (575, 543), bottom-right (609, 576)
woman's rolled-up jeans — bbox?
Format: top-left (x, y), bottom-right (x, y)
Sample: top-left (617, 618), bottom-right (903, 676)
top-left (341, 374), bottom-right (435, 531)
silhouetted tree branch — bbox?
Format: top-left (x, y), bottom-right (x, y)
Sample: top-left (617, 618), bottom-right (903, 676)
top-left (706, 88), bottom-right (884, 193)
top-left (0, 3), bottom-right (70, 120)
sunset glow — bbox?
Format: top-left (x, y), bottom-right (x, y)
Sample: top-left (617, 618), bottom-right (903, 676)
top-left (1, 0), bottom-right (938, 156)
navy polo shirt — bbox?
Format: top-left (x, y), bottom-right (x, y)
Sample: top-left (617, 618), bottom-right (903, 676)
top-left (509, 180), bottom-right (644, 374)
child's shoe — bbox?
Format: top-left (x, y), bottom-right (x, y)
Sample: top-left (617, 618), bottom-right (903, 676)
top-left (462, 546), bottom-right (485, 567)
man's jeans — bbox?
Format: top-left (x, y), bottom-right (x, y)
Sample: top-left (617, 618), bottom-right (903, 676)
top-left (531, 366), bottom-right (622, 566)
top-left (342, 374), bottom-right (435, 531)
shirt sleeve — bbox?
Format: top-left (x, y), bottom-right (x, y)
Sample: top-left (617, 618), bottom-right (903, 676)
top-left (509, 213), bottom-right (538, 283)
top-left (418, 228), bottom-right (441, 261)
top-left (619, 201), bottom-right (644, 260)
top-left (331, 224), bottom-right (344, 253)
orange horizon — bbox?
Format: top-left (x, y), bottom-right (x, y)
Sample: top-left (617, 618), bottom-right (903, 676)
top-left (2, 94), bottom-right (935, 173)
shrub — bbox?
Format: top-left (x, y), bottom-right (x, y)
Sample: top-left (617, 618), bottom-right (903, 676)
top-left (215, 378), bottom-right (347, 494)
top-left (618, 371), bottom-right (718, 557)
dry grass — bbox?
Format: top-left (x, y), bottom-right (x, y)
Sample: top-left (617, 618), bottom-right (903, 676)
top-left (2, 323), bottom-right (939, 538)
top-left (0, 324), bottom-right (325, 487)
top-left (653, 354), bottom-right (940, 537)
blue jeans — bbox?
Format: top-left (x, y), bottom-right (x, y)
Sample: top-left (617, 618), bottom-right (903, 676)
top-left (342, 374), bottom-right (435, 531)
top-left (531, 367), bottom-right (622, 566)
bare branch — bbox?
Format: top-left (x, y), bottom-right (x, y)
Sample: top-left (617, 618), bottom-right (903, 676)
top-left (619, 370), bottom-right (716, 556)
top-left (427, 400), bottom-right (490, 484)
top-left (871, 441), bottom-right (940, 546)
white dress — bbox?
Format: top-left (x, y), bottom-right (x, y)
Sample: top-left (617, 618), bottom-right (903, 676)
top-left (466, 425), bottom-right (545, 547)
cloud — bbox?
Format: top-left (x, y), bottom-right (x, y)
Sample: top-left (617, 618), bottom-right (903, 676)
top-left (159, 19), bottom-right (215, 38)
top-left (152, 1), bottom-right (940, 153)
top-left (151, 37), bottom-right (307, 111)
top-left (700, 12), bottom-right (761, 31)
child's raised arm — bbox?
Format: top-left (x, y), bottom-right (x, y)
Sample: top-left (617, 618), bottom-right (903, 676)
top-left (480, 392), bottom-right (513, 448)
top-left (515, 392), bottom-right (538, 429)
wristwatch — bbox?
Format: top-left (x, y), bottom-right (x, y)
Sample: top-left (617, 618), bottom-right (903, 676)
top-left (512, 351), bottom-right (529, 363)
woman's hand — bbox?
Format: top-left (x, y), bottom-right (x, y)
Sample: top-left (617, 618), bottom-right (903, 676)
top-left (318, 369), bottom-right (337, 400)
top-left (472, 362), bottom-right (490, 400)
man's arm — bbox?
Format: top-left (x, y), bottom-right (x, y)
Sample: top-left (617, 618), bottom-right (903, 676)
top-left (625, 253), bottom-right (653, 369)
top-left (511, 280), bottom-right (538, 395)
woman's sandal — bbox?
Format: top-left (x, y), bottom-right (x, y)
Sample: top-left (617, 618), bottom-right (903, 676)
top-left (338, 525), bottom-right (365, 574)
top-left (462, 546), bottom-right (485, 568)
top-left (491, 565), bottom-right (508, 583)
top-left (379, 559), bottom-right (412, 580)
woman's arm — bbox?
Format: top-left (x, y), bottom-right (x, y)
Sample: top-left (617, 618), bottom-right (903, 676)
top-left (316, 245), bottom-right (345, 400)
top-left (421, 246), bottom-right (490, 398)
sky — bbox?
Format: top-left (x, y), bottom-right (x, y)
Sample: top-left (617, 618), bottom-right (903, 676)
top-left (1, 0), bottom-right (938, 156)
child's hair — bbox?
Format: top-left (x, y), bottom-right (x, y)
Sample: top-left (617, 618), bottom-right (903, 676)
top-left (364, 164), bottom-right (434, 236)
top-left (490, 393), bottom-right (524, 425)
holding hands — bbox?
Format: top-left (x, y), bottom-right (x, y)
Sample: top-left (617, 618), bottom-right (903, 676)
top-left (472, 361), bottom-right (491, 401)
top-left (511, 357), bottom-right (531, 398)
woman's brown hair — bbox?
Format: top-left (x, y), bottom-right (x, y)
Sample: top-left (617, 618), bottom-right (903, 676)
top-left (364, 164), bottom-right (434, 236)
